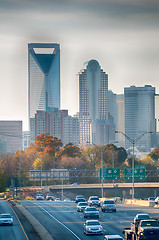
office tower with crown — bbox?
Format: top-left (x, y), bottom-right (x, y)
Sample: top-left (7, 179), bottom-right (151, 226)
top-left (28, 43), bottom-right (60, 133)
top-left (77, 59), bottom-right (110, 145)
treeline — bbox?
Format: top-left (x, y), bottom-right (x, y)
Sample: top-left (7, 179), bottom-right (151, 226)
top-left (0, 133), bottom-right (159, 191)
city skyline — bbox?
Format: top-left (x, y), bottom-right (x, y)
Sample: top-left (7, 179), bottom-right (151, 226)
top-left (0, 0), bottom-right (159, 131)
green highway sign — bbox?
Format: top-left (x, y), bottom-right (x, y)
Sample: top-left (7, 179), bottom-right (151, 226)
top-left (124, 166), bottom-right (145, 180)
top-left (100, 168), bottom-right (120, 180)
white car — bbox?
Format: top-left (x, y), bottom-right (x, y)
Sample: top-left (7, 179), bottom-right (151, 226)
top-left (36, 193), bottom-right (45, 200)
top-left (0, 214), bottom-right (13, 225)
top-left (101, 200), bottom-right (116, 212)
top-left (155, 196), bottom-right (159, 202)
top-left (84, 220), bottom-right (103, 235)
top-left (64, 198), bottom-right (71, 202)
top-left (104, 235), bottom-right (124, 240)
top-left (88, 196), bottom-right (100, 207)
top-left (77, 202), bottom-right (88, 212)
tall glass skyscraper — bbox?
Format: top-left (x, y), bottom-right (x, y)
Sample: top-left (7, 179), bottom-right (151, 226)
top-left (28, 43), bottom-right (60, 129)
top-left (77, 59), bottom-right (108, 145)
top-left (124, 85), bottom-right (155, 150)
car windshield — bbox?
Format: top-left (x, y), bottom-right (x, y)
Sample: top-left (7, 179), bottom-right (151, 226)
top-left (91, 197), bottom-right (99, 200)
top-left (77, 196), bottom-right (84, 199)
top-left (79, 203), bottom-right (88, 206)
top-left (86, 208), bottom-right (97, 211)
top-left (141, 221), bottom-right (158, 227)
top-left (86, 221), bottom-right (100, 226)
top-left (0, 214), bottom-right (11, 218)
top-left (137, 215), bottom-right (150, 219)
top-left (104, 200), bottom-right (115, 204)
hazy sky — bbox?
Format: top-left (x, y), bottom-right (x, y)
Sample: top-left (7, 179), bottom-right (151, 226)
top-left (0, 0), bottom-right (159, 130)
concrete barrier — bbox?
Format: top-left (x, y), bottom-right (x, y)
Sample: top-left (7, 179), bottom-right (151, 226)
top-left (10, 200), bottom-right (54, 240)
top-left (124, 199), bottom-right (157, 207)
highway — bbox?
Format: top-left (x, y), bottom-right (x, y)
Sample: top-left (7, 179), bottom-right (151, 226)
top-left (19, 199), bottom-right (159, 240)
top-left (0, 199), bottom-right (40, 240)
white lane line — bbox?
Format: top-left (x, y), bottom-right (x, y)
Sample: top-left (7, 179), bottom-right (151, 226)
top-left (32, 202), bottom-right (81, 240)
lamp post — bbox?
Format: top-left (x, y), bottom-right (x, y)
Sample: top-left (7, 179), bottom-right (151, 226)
top-left (115, 131), bottom-right (152, 199)
top-left (92, 143), bottom-right (104, 198)
top-left (40, 158), bottom-right (43, 187)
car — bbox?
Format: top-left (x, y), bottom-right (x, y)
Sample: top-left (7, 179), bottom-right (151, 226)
top-left (155, 196), bottom-right (159, 202)
top-left (84, 206), bottom-right (99, 219)
top-left (0, 214), bottom-right (13, 226)
top-left (103, 235), bottom-right (124, 240)
top-left (36, 193), bottom-right (45, 200)
top-left (148, 197), bottom-right (156, 201)
top-left (71, 182), bottom-right (80, 185)
top-left (133, 213), bottom-right (150, 223)
top-left (144, 198), bottom-right (148, 200)
top-left (64, 198), bottom-right (71, 202)
top-left (101, 200), bottom-right (116, 212)
top-left (84, 220), bottom-right (103, 235)
top-left (88, 196), bottom-right (100, 207)
top-left (55, 198), bottom-right (61, 201)
top-left (77, 202), bottom-right (88, 212)
top-left (75, 195), bottom-right (85, 203)
top-left (46, 193), bottom-right (54, 200)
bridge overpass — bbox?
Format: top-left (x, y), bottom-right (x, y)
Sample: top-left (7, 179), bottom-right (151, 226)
top-left (49, 182), bottom-right (159, 190)
top-left (48, 182), bottom-right (159, 200)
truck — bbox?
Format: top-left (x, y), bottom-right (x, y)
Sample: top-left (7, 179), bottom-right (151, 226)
top-left (123, 219), bottom-right (159, 240)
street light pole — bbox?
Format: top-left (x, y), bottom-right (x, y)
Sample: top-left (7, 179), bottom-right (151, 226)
top-left (92, 143), bottom-right (104, 198)
top-left (101, 148), bottom-right (104, 198)
top-left (41, 159), bottom-right (43, 187)
top-left (115, 131), bottom-right (152, 199)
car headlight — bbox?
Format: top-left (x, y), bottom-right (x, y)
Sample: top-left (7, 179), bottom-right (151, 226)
top-left (99, 227), bottom-right (102, 230)
top-left (88, 228), bottom-right (91, 231)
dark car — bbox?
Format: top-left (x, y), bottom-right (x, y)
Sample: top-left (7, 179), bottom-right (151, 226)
top-left (84, 207), bottom-right (99, 219)
top-left (75, 195), bottom-right (85, 203)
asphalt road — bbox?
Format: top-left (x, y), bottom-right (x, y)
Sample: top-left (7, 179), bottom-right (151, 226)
top-left (19, 200), bottom-right (159, 240)
top-left (0, 199), bottom-right (40, 240)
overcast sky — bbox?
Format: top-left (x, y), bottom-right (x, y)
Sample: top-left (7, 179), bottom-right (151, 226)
top-left (0, 0), bottom-right (159, 130)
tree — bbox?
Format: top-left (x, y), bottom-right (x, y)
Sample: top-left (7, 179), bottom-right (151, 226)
top-left (56, 143), bottom-right (82, 159)
top-left (33, 133), bottom-right (63, 154)
top-left (148, 148), bottom-right (159, 161)
top-left (59, 156), bottom-right (88, 170)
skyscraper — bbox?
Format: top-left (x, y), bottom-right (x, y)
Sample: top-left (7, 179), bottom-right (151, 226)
top-left (28, 43), bottom-right (60, 130)
top-left (77, 59), bottom-right (108, 145)
top-left (124, 85), bottom-right (155, 150)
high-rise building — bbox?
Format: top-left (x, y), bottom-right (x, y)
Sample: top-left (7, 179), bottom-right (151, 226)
top-left (28, 43), bottom-right (60, 129)
top-left (124, 85), bottom-right (155, 150)
top-left (77, 59), bottom-right (108, 145)
top-left (116, 94), bottom-right (125, 148)
top-left (0, 121), bottom-right (22, 153)
top-left (31, 109), bottom-right (79, 146)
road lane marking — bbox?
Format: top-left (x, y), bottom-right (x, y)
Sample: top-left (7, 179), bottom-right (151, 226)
top-left (7, 202), bottom-right (29, 240)
top-left (32, 202), bottom-right (82, 240)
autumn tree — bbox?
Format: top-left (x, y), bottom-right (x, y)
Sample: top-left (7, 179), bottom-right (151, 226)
top-left (56, 143), bottom-right (82, 159)
top-left (59, 156), bottom-right (88, 170)
top-left (83, 144), bottom-right (127, 170)
top-left (148, 147), bottom-right (159, 161)
top-left (32, 133), bottom-right (63, 154)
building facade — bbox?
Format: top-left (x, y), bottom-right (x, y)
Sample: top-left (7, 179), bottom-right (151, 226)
top-left (0, 121), bottom-right (22, 154)
top-left (77, 59), bottom-right (108, 145)
top-left (30, 109), bottom-right (79, 146)
top-left (116, 94), bottom-right (125, 148)
top-left (124, 85), bottom-right (155, 150)
top-left (28, 43), bottom-right (60, 129)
